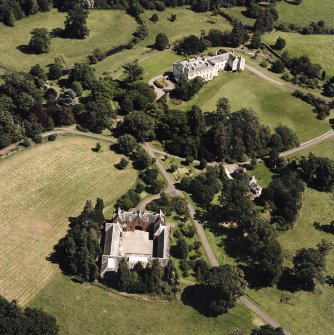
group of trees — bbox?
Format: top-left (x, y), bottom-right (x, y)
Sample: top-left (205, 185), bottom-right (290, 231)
top-left (175, 24), bottom-right (249, 55)
top-left (260, 172), bottom-right (305, 230)
top-left (292, 90), bottom-right (333, 119)
top-left (172, 74), bottom-right (205, 101)
top-left (146, 192), bottom-right (189, 217)
top-left (289, 153), bottom-right (334, 192)
top-left (52, 199), bottom-right (104, 281)
top-left (182, 265), bottom-right (247, 316)
top-left (0, 295), bottom-right (58, 335)
top-left (113, 258), bottom-right (179, 297)
top-left (0, 0), bottom-right (53, 26)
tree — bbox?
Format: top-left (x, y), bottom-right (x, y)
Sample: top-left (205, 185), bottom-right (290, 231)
top-left (214, 97), bottom-right (231, 122)
top-left (271, 60), bottom-right (285, 73)
top-left (323, 81), bottom-right (334, 97)
top-left (251, 325), bottom-right (284, 335)
top-left (249, 34), bottom-right (261, 49)
top-left (4, 9), bottom-right (16, 26)
top-left (122, 61), bottom-right (144, 83)
top-left (121, 112), bottom-right (155, 142)
top-left (133, 147), bottom-right (152, 170)
top-left (274, 37), bottom-right (286, 50)
top-left (48, 59), bottom-right (63, 80)
top-left (0, 295), bottom-right (59, 335)
top-left (57, 89), bottom-right (76, 106)
top-left (29, 28), bottom-right (50, 53)
top-left (230, 23), bottom-right (247, 47)
top-left (30, 64), bottom-right (47, 81)
top-left (69, 63), bottom-right (96, 89)
top-left (176, 238), bottom-right (188, 259)
top-left (155, 33), bottom-right (169, 51)
top-left (117, 134), bottom-right (137, 155)
top-left (116, 258), bottom-right (136, 291)
top-left (175, 35), bottom-right (207, 55)
top-left (292, 247), bottom-right (326, 291)
top-left (76, 101), bottom-right (115, 133)
top-left (93, 142), bottom-right (101, 152)
top-left (150, 13), bottom-right (159, 22)
top-left (64, 4), bottom-right (89, 39)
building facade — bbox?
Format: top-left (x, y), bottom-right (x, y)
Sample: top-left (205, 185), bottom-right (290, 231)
top-left (100, 208), bottom-right (171, 278)
top-left (173, 51), bottom-right (245, 81)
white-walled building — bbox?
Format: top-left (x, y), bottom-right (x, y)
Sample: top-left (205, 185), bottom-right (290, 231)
top-left (173, 51), bottom-right (245, 81)
top-left (100, 209), bottom-right (171, 277)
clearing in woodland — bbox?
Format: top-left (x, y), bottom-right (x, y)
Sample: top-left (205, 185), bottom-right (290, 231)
top-left (0, 136), bottom-right (137, 305)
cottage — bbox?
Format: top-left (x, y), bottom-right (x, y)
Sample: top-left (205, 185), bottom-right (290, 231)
top-left (173, 51), bottom-right (245, 82)
top-left (100, 208), bottom-right (171, 277)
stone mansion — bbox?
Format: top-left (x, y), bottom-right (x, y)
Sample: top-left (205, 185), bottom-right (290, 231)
top-left (100, 209), bottom-right (171, 277)
top-left (173, 51), bottom-right (245, 81)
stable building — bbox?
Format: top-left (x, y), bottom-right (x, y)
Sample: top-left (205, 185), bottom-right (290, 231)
top-left (100, 208), bottom-right (171, 277)
top-left (173, 51), bottom-right (245, 82)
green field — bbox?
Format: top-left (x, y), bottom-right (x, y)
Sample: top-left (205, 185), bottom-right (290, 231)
top-left (263, 31), bottom-right (334, 76)
top-left (237, 137), bottom-right (334, 335)
top-left (277, 0), bottom-right (334, 28)
top-left (0, 9), bottom-right (136, 72)
top-left (222, 6), bottom-right (256, 26)
top-left (0, 136), bottom-right (137, 305)
top-left (94, 7), bottom-right (231, 77)
top-left (29, 272), bottom-right (258, 335)
top-left (169, 70), bottom-right (330, 142)
top-left (247, 186), bottom-right (334, 335)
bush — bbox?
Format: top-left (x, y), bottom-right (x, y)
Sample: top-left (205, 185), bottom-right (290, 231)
top-left (33, 134), bottom-right (43, 143)
top-left (48, 134), bottom-right (57, 141)
top-left (22, 137), bottom-right (32, 148)
top-left (154, 80), bottom-right (164, 89)
top-left (116, 157), bottom-right (129, 170)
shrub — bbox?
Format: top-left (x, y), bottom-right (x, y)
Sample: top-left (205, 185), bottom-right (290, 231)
top-left (22, 137), bottom-right (32, 148)
top-left (116, 158), bottom-right (129, 170)
top-left (33, 134), bottom-right (43, 143)
top-left (48, 134), bottom-right (57, 141)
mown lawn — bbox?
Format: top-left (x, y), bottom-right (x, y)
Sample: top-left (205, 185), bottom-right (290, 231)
top-left (0, 9), bottom-right (136, 72)
top-left (0, 136), bottom-right (137, 305)
top-left (262, 31), bottom-right (334, 77)
top-left (94, 7), bottom-right (231, 77)
top-left (169, 70), bottom-right (330, 142)
top-left (29, 272), bottom-right (257, 335)
top-left (277, 0), bottom-right (334, 28)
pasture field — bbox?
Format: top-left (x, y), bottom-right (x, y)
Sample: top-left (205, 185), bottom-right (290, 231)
top-left (277, 0), bottom-right (334, 28)
top-left (29, 272), bottom-right (257, 335)
top-left (94, 7), bottom-right (231, 77)
top-left (169, 70), bottom-right (331, 142)
top-left (247, 186), bottom-right (334, 335)
top-left (289, 136), bottom-right (334, 160)
top-left (262, 31), bottom-right (334, 76)
top-left (222, 6), bottom-right (256, 26)
top-left (0, 136), bottom-right (137, 305)
top-left (0, 9), bottom-right (136, 72)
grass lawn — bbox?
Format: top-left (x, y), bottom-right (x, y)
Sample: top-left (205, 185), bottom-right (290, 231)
top-left (277, 0), bottom-right (334, 28)
top-left (29, 272), bottom-right (257, 335)
top-left (0, 136), bottom-right (137, 305)
top-left (262, 31), bottom-right (334, 77)
top-left (94, 7), bottom-right (231, 77)
top-left (222, 6), bottom-right (256, 26)
top-left (169, 70), bottom-right (330, 142)
top-left (247, 187), bottom-right (334, 335)
top-left (0, 9), bottom-right (136, 72)
top-left (289, 136), bottom-right (334, 160)
top-left (248, 163), bottom-right (275, 189)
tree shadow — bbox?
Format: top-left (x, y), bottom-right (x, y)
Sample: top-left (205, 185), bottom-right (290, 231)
top-left (181, 284), bottom-right (221, 317)
top-left (16, 45), bottom-right (36, 55)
